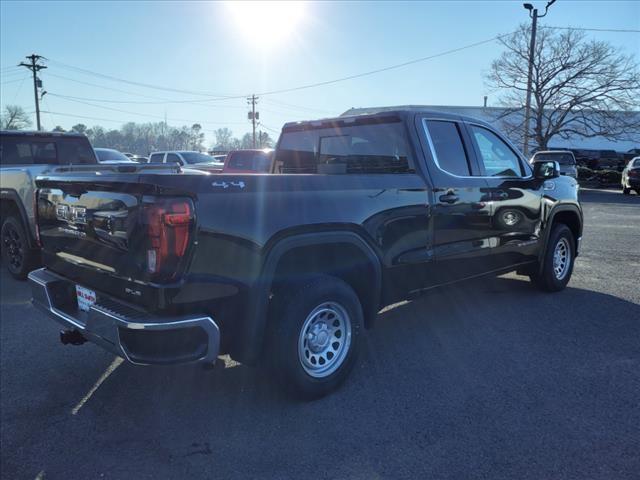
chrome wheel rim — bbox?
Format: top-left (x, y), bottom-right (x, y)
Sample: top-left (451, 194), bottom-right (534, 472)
top-left (553, 238), bottom-right (570, 280)
top-left (298, 302), bottom-right (352, 378)
top-left (2, 225), bottom-right (23, 271)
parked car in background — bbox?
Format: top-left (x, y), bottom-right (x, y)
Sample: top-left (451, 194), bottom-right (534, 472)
top-left (622, 157), bottom-right (640, 195)
top-left (148, 150), bottom-right (224, 172)
top-left (0, 131), bottom-right (98, 279)
top-left (130, 155), bottom-right (149, 163)
top-left (123, 152), bottom-right (135, 159)
top-left (212, 154), bottom-right (227, 163)
top-left (597, 150), bottom-right (623, 171)
top-left (622, 148), bottom-right (640, 163)
top-left (28, 108), bottom-right (582, 398)
top-left (531, 150), bottom-right (577, 179)
top-left (94, 148), bottom-right (136, 164)
top-left (222, 149), bottom-right (274, 173)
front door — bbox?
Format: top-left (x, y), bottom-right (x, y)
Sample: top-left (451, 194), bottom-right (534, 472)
top-left (463, 123), bottom-right (543, 270)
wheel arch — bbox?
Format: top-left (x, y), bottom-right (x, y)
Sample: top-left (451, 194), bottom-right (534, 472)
top-left (0, 189), bottom-right (36, 249)
top-left (237, 230), bottom-right (382, 365)
top-left (538, 204), bottom-right (583, 273)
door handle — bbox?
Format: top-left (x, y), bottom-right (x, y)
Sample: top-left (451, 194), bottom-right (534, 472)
top-left (439, 194), bottom-right (459, 204)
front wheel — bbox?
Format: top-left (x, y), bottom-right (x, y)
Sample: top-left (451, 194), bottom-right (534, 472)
top-left (530, 224), bottom-right (575, 292)
top-left (267, 275), bottom-right (363, 400)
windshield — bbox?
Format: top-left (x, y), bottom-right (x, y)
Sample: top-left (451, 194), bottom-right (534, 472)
top-left (179, 152), bottom-right (215, 164)
top-left (534, 152), bottom-right (575, 165)
top-left (227, 151), bottom-right (272, 171)
top-left (95, 149), bottom-right (131, 162)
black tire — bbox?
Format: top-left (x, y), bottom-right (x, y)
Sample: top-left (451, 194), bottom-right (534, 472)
top-left (267, 275), bottom-right (363, 400)
top-left (1, 216), bottom-right (38, 280)
top-left (530, 223), bottom-right (575, 292)
top-left (623, 186), bottom-right (630, 195)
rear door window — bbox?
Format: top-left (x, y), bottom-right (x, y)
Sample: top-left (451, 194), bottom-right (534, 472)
top-left (423, 120), bottom-right (471, 176)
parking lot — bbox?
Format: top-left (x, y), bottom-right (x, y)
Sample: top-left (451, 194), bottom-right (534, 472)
top-left (1, 188), bottom-right (639, 480)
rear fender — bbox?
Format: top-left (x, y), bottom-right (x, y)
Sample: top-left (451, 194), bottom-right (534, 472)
top-left (238, 231), bottom-right (382, 365)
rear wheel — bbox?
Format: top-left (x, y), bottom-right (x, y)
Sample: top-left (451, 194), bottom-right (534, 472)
top-left (530, 223), bottom-right (575, 292)
top-left (267, 275), bottom-right (363, 399)
top-left (623, 186), bottom-right (630, 195)
top-left (1, 216), bottom-right (38, 280)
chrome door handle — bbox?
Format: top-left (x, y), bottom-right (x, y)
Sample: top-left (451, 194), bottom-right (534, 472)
top-left (439, 194), bottom-right (459, 204)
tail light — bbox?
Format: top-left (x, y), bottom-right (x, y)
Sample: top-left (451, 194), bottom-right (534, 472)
top-left (629, 170), bottom-right (638, 177)
top-left (33, 189), bottom-right (42, 247)
top-left (145, 199), bottom-right (193, 279)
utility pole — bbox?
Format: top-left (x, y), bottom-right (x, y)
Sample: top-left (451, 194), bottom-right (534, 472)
top-left (522, 1), bottom-right (555, 156)
top-left (19, 54), bottom-right (47, 131)
top-left (247, 95), bottom-right (259, 148)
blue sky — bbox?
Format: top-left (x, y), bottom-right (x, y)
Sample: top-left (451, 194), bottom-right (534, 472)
top-left (1, 1), bottom-right (638, 145)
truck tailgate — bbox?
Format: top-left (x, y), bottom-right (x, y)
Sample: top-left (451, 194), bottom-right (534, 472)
top-left (35, 172), bottom-right (198, 306)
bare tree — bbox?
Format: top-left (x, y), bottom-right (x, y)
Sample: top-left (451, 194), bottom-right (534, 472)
top-left (1, 105), bottom-right (32, 130)
top-left (487, 25), bottom-right (640, 151)
top-left (213, 128), bottom-right (234, 150)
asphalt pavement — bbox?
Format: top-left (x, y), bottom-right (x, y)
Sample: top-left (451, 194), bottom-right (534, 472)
top-left (1, 188), bottom-right (639, 480)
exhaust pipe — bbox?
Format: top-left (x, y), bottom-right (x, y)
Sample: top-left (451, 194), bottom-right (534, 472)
top-left (60, 329), bottom-right (87, 346)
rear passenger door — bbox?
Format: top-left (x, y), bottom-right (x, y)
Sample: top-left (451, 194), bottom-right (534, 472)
top-left (464, 123), bottom-right (542, 268)
top-left (416, 116), bottom-right (494, 283)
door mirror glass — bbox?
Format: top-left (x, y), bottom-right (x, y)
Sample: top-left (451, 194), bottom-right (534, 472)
top-left (533, 160), bottom-right (560, 179)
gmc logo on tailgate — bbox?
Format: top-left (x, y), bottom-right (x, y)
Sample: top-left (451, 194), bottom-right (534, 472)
top-left (56, 204), bottom-right (88, 225)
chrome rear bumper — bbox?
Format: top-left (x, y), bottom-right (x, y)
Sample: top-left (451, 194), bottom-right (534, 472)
top-left (28, 268), bottom-right (220, 365)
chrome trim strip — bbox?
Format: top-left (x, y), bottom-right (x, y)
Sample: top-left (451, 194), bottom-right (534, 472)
top-left (421, 118), bottom-right (533, 180)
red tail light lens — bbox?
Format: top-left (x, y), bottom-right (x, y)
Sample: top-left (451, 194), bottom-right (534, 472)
top-left (629, 170), bottom-right (638, 177)
top-left (145, 199), bottom-right (193, 279)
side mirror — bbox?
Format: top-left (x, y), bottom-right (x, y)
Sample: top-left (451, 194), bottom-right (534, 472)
top-left (533, 160), bottom-right (560, 179)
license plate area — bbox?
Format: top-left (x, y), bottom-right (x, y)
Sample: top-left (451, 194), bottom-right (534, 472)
top-left (76, 285), bottom-right (97, 312)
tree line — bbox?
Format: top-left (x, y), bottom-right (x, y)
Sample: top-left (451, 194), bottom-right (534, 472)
top-left (0, 108), bottom-right (275, 155)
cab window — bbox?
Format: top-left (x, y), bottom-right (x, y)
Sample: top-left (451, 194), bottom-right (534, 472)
top-left (469, 125), bottom-right (524, 177)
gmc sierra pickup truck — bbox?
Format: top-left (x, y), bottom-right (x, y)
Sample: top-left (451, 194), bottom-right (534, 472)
top-left (28, 107), bottom-right (583, 398)
top-left (1, 131), bottom-right (98, 279)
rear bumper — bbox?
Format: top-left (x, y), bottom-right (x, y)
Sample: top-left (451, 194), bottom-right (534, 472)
top-left (28, 268), bottom-right (220, 366)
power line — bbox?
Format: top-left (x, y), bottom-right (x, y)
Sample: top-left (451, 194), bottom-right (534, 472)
top-left (254, 31), bottom-right (518, 96)
top-left (1, 76), bottom-right (29, 86)
top-left (47, 58), bottom-right (237, 99)
top-left (44, 91), bottom-right (247, 109)
top-left (544, 26), bottom-right (640, 33)
top-left (46, 95), bottom-right (247, 126)
top-left (258, 123), bottom-right (282, 135)
top-left (45, 72), bottom-right (179, 101)
top-left (44, 30), bottom-right (517, 101)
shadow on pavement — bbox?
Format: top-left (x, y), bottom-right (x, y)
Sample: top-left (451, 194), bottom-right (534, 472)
top-left (580, 188), bottom-right (640, 204)
top-left (2, 259), bottom-right (640, 479)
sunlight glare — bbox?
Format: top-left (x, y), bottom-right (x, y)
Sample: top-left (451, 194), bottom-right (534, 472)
top-left (225, 1), bottom-right (306, 50)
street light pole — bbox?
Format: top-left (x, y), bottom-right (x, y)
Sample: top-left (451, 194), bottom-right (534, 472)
top-left (522, 1), bottom-right (555, 157)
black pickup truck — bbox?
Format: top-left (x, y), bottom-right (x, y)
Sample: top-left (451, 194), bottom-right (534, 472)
top-left (29, 107), bottom-right (583, 398)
